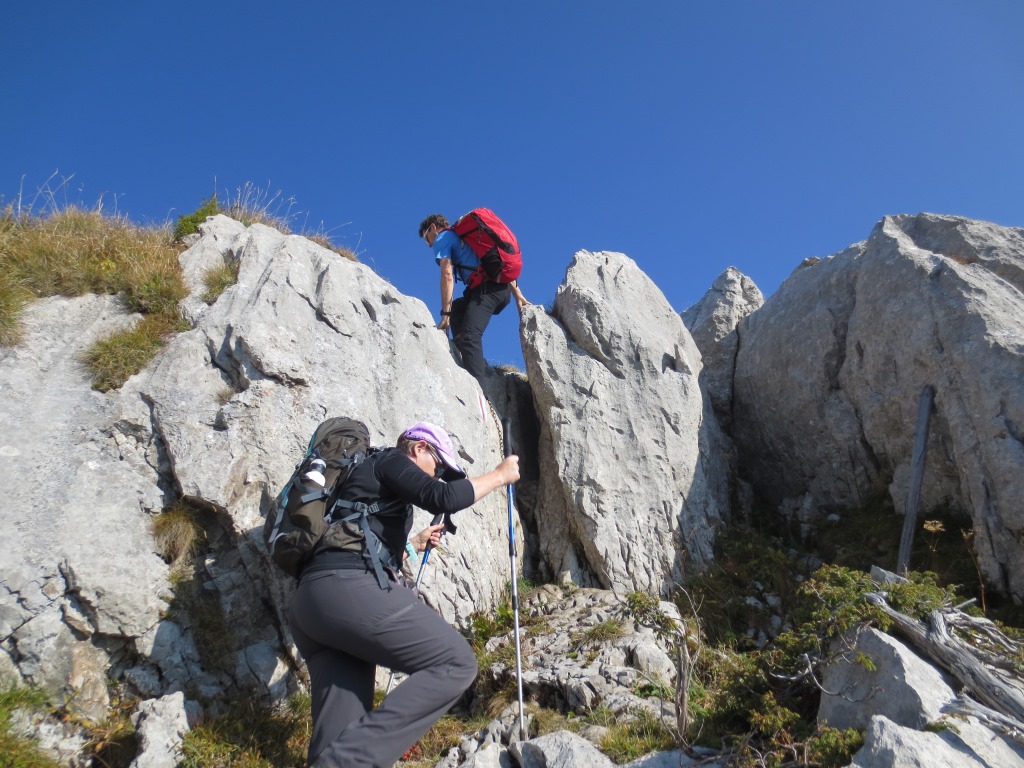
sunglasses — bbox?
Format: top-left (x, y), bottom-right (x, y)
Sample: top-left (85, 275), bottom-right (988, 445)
top-left (425, 443), bottom-right (446, 478)
top-left (422, 225), bottom-right (433, 245)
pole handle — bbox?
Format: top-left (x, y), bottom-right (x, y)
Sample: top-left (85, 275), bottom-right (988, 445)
top-left (502, 417), bottom-right (513, 458)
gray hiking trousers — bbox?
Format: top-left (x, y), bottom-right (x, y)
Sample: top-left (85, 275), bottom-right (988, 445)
top-left (288, 567), bottom-right (478, 768)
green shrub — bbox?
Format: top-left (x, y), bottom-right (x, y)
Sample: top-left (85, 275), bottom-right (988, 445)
top-left (806, 725), bottom-right (865, 767)
top-left (173, 195), bottom-right (221, 241)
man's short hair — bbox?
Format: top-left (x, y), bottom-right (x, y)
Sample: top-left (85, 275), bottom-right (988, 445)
top-left (419, 214), bottom-right (450, 238)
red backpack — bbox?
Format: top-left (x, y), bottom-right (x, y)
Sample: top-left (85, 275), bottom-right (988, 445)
top-left (450, 208), bottom-right (523, 289)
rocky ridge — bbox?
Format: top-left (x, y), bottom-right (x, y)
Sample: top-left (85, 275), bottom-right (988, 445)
top-left (1, 212), bottom-right (1023, 766)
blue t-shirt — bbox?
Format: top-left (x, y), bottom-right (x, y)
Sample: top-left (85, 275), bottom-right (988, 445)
top-left (431, 229), bottom-right (479, 284)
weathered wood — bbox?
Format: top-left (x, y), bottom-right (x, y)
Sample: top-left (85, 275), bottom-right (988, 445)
top-left (897, 385), bottom-right (935, 576)
top-left (864, 592), bottom-right (1024, 725)
top-left (943, 695), bottom-right (1024, 747)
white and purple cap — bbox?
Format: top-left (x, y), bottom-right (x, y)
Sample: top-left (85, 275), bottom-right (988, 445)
top-left (402, 422), bottom-right (467, 481)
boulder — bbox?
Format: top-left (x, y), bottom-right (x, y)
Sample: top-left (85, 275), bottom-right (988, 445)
top-left (129, 692), bottom-right (191, 768)
top-left (516, 730), bottom-right (615, 768)
top-left (520, 251), bottom-right (731, 595)
top-left (849, 713), bottom-right (1024, 768)
top-left (818, 627), bottom-right (954, 730)
top-left (733, 214), bottom-right (1024, 598)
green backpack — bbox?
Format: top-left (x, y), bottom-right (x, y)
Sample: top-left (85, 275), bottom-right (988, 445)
top-left (263, 417), bottom-right (402, 582)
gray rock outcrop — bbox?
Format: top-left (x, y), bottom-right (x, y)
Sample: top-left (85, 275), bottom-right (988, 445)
top-left (482, 586), bottom-right (680, 721)
top-left (117, 215), bottom-right (525, 656)
top-left (1, 215), bottom-right (529, 739)
top-left (733, 214), bottom-right (1024, 598)
top-left (520, 251), bottom-right (731, 595)
top-left (0, 294), bottom-right (170, 722)
top-left (128, 692), bottom-right (191, 768)
top-left (681, 266), bottom-right (764, 430)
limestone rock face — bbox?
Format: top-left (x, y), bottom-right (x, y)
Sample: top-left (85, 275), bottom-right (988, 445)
top-left (733, 214), bottom-right (1024, 598)
top-left (0, 215), bottom-right (526, 733)
top-left (681, 266), bottom-right (764, 430)
top-left (118, 215), bottom-right (519, 641)
top-left (520, 251), bottom-right (731, 594)
top-left (0, 293), bottom-right (170, 721)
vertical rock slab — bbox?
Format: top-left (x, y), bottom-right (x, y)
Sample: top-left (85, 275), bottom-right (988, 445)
top-left (521, 251), bottom-right (730, 595)
top-left (682, 266), bottom-right (764, 431)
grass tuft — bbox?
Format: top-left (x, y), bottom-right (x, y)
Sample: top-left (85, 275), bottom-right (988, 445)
top-left (83, 313), bottom-right (187, 392)
top-left (180, 695), bottom-right (311, 768)
top-left (202, 261), bottom-right (240, 304)
top-left (0, 687), bottom-right (58, 768)
top-left (152, 502), bottom-right (205, 574)
top-left (173, 195), bottom-right (221, 241)
top-left (599, 709), bottom-right (676, 763)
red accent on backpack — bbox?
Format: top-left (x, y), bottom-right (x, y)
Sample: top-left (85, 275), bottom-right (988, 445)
top-left (451, 208), bottom-right (523, 290)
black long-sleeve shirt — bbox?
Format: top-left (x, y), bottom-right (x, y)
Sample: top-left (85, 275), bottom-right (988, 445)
top-left (304, 447), bottom-right (474, 575)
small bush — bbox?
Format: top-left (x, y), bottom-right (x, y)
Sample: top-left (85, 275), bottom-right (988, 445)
top-left (173, 195), bottom-right (221, 241)
top-left (806, 725), bottom-right (865, 767)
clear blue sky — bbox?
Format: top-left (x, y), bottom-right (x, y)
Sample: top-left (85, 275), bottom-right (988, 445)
top-left (4, 2), bottom-right (1022, 369)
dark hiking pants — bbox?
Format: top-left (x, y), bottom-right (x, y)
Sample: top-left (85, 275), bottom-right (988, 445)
top-left (288, 568), bottom-right (478, 768)
top-left (450, 282), bottom-right (511, 380)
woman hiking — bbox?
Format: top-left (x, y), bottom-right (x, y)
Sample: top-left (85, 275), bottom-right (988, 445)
top-left (288, 421), bottom-right (520, 768)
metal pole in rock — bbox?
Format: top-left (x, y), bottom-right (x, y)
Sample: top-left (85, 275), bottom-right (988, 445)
top-left (502, 417), bottom-right (526, 741)
top-left (897, 385), bottom-right (935, 577)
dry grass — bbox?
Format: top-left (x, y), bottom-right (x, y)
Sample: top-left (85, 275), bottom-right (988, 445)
top-left (0, 191), bottom-right (189, 390)
top-left (152, 503), bottom-right (205, 574)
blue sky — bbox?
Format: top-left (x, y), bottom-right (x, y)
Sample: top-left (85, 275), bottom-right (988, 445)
top-left (4, 2), bottom-right (1022, 369)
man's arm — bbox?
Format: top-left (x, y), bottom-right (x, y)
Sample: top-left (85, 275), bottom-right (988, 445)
top-left (438, 258), bottom-right (454, 330)
top-left (510, 280), bottom-right (530, 315)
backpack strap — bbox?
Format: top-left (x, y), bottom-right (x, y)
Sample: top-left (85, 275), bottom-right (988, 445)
top-left (329, 498), bottom-right (407, 590)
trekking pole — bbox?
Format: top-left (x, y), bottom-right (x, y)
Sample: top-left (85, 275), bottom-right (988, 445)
top-left (502, 418), bottom-right (526, 741)
top-left (385, 513), bottom-right (444, 695)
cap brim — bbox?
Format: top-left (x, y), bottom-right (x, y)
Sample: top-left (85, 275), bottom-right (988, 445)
top-left (435, 447), bottom-right (466, 481)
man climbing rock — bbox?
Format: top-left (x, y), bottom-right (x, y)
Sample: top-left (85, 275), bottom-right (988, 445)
top-left (419, 212), bottom-right (529, 381)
